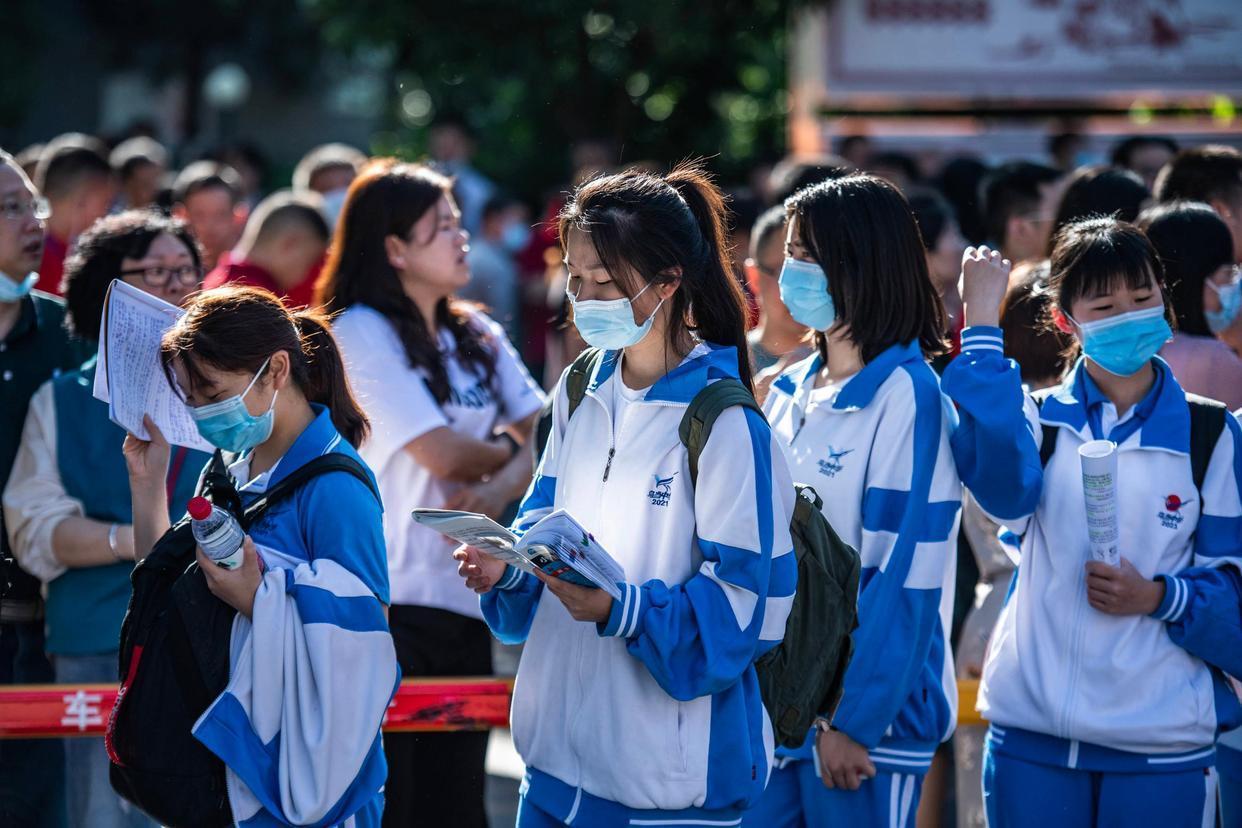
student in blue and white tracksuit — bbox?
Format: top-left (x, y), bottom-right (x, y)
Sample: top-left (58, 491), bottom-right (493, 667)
top-left (942, 219), bottom-right (1242, 828)
top-left (126, 288), bottom-right (396, 827)
top-left (455, 163), bottom-right (797, 827)
top-left (746, 174), bottom-right (962, 828)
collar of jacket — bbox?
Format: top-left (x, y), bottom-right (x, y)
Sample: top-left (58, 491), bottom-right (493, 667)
top-left (1038, 356), bottom-right (1190, 454)
top-left (585, 342), bottom-right (742, 405)
top-left (772, 339), bottom-right (925, 412)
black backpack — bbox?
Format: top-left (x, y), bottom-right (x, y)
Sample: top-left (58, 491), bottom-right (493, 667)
top-left (106, 450), bottom-right (378, 828)
top-left (1034, 390), bottom-right (1226, 492)
top-left (562, 348), bottom-right (861, 748)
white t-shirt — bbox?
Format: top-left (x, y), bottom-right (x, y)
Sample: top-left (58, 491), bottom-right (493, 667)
top-left (332, 303), bottom-right (545, 616)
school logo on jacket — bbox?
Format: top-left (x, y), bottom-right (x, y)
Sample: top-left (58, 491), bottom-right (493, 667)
top-left (817, 446), bottom-right (854, 478)
top-left (648, 473), bottom-right (676, 507)
top-left (1158, 493), bottom-right (1193, 529)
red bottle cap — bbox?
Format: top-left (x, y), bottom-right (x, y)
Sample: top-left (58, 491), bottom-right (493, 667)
top-left (187, 497), bottom-right (213, 521)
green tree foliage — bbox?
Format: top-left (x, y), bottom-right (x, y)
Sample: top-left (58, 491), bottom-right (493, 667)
top-left (306, 0), bottom-right (790, 193)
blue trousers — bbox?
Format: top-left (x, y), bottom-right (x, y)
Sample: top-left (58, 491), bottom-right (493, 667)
top-left (741, 759), bottom-right (924, 828)
top-left (982, 745), bottom-right (1217, 828)
top-left (1219, 742), bottom-right (1242, 828)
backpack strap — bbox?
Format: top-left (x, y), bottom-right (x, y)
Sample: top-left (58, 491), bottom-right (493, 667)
top-left (1186, 395), bottom-right (1228, 494)
top-left (1030, 388), bottom-right (1059, 468)
top-left (565, 347), bottom-right (604, 420)
top-left (679, 379), bottom-right (764, 488)
top-left (238, 453), bottom-right (379, 529)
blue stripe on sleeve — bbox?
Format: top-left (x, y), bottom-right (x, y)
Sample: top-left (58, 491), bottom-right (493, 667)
top-left (289, 585), bottom-right (389, 633)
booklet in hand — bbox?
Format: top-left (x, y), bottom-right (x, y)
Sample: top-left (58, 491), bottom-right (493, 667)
top-left (411, 508), bottom-right (625, 600)
top-left (92, 279), bottom-right (213, 452)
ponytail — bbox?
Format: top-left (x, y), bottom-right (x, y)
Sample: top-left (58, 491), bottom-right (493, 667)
top-left (558, 159), bottom-right (753, 390)
top-left (292, 310), bottom-right (370, 448)
top-left (161, 286), bottom-right (371, 449)
top-left (664, 162), bottom-right (752, 389)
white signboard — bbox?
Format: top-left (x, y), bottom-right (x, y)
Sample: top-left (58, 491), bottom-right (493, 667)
top-left (825, 0), bottom-right (1242, 98)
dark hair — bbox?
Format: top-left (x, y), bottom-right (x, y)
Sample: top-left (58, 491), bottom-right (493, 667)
top-left (999, 261), bottom-right (1071, 386)
top-left (870, 151), bottom-right (921, 187)
top-left (1111, 135), bottom-right (1178, 169)
top-left (109, 137), bottom-right (168, 181)
top-left (246, 191), bottom-right (330, 246)
top-left (1138, 201), bottom-right (1234, 337)
top-left (749, 205), bottom-right (787, 260)
top-left (981, 161), bottom-right (1063, 246)
top-left (315, 160), bottom-right (497, 404)
top-left (766, 156), bottom-right (853, 206)
top-left (161, 287), bottom-right (369, 448)
top-left (64, 210), bottom-right (201, 339)
top-left (936, 156), bottom-right (989, 245)
top-left (292, 143), bottom-right (366, 193)
top-left (1154, 145), bottom-right (1242, 207)
top-left (1047, 217), bottom-right (1171, 325)
top-left (481, 194), bottom-right (522, 222)
top-left (1048, 132), bottom-right (1084, 160)
top-left (35, 134), bottom-right (111, 200)
top-left (785, 173), bottom-right (947, 363)
top-left (1049, 166), bottom-right (1149, 250)
top-left (559, 160), bottom-right (753, 388)
top-left (907, 187), bottom-right (954, 252)
top-left (173, 161), bottom-right (242, 205)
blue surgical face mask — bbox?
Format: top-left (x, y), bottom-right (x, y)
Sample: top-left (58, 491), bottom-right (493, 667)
top-left (778, 257), bottom-right (835, 331)
top-left (1071, 305), bottom-right (1172, 377)
top-left (500, 222), bottom-right (531, 254)
top-left (188, 358), bottom-right (278, 453)
top-left (1205, 271), bottom-right (1242, 334)
top-left (0, 270), bottom-right (38, 303)
top-left (566, 282), bottom-right (665, 350)
top-left (320, 188), bottom-right (349, 231)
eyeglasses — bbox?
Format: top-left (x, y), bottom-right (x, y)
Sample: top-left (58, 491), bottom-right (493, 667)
top-left (118, 264), bottom-right (204, 288)
top-left (0, 196), bottom-right (51, 222)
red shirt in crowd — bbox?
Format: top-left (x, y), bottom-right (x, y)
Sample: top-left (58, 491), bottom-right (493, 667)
top-left (202, 258), bottom-right (317, 309)
top-left (35, 234), bottom-right (67, 295)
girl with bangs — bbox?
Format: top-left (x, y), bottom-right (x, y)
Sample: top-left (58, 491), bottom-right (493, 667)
top-left (748, 174), bottom-right (963, 828)
top-left (943, 218), bottom-right (1242, 827)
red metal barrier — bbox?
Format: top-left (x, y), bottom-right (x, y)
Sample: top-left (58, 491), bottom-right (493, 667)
top-left (0, 677), bottom-right (514, 739)
top-left (0, 677), bottom-right (984, 739)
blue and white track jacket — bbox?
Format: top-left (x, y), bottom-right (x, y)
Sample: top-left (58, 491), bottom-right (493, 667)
top-left (764, 342), bottom-right (962, 775)
top-left (482, 343), bottom-right (797, 818)
top-left (942, 327), bottom-right (1242, 772)
top-left (191, 406), bottom-right (396, 826)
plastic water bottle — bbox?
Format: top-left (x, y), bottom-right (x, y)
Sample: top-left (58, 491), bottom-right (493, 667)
top-left (187, 497), bottom-right (245, 570)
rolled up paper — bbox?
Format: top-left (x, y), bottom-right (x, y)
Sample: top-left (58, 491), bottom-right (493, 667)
top-left (1079, 439), bottom-right (1120, 567)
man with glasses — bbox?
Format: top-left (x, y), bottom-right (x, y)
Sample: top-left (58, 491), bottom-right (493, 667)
top-left (0, 149), bottom-right (92, 828)
top-left (980, 161), bottom-right (1066, 265)
top-left (4, 209), bottom-right (207, 828)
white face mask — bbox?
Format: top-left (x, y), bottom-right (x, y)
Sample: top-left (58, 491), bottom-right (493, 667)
top-left (566, 282), bottom-right (665, 350)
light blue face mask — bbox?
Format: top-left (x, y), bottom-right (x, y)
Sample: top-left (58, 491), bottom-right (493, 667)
top-left (320, 188), bottom-right (349, 231)
top-left (188, 358), bottom-right (278, 453)
top-left (1071, 305), bottom-right (1172, 377)
top-left (0, 270), bottom-right (38, 303)
top-left (1206, 272), bottom-right (1242, 334)
top-left (778, 257), bottom-right (835, 331)
top-left (566, 282), bottom-right (665, 350)
top-left (500, 222), bottom-right (531, 254)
